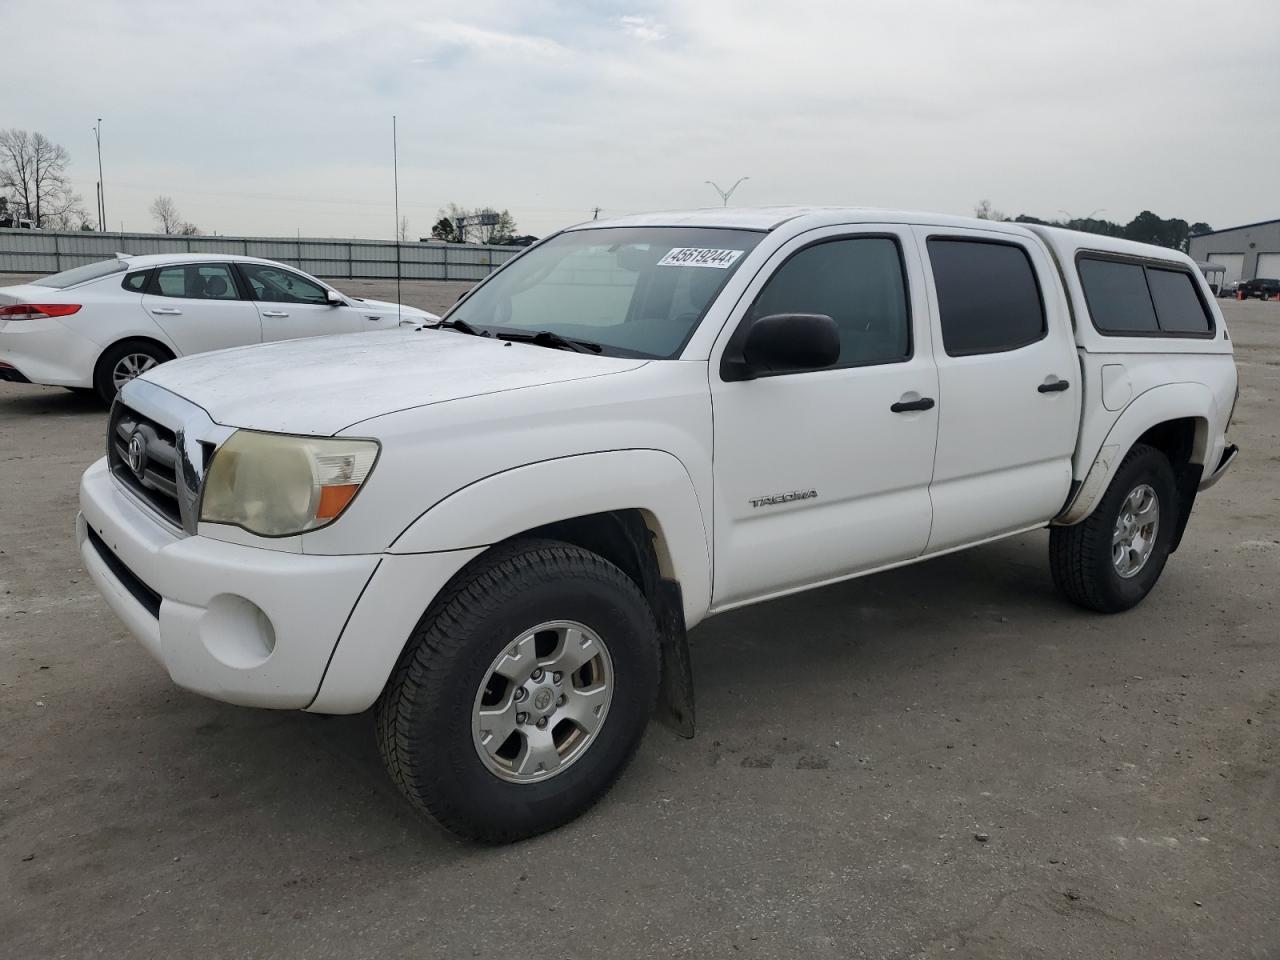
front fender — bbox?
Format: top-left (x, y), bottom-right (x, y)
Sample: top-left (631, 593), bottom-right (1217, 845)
top-left (388, 449), bottom-right (713, 625)
top-left (1057, 381), bottom-right (1216, 525)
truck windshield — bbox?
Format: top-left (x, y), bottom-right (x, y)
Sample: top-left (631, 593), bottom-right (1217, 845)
top-left (446, 227), bottom-right (764, 358)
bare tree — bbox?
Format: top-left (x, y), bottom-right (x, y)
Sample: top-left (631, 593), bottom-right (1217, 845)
top-left (973, 199), bottom-right (1006, 222)
top-left (150, 195), bottom-right (200, 236)
top-left (0, 128), bottom-right (86, 228)
top-left (398, 215), bottom-right (411, 242)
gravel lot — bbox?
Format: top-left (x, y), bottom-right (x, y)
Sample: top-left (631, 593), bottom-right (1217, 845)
top-left (2, 285), bottom-right (1278, 959)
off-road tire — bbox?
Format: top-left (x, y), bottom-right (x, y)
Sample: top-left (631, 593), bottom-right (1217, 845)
top-left (375, 538), bottom-right (661, 843)
top-left (1050, 442), bottom-right (1178, 613)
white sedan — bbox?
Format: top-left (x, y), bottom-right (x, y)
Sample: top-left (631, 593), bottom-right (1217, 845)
top-left (0, 254), bottom-right (438, 403)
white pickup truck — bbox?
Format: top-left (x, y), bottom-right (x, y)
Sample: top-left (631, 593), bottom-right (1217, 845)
top-left (78, 207), bottom-right (1239, 842)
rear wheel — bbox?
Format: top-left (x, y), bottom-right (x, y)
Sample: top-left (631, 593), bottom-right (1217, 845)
top-left (1050, 443), bottom-right (1178, 613)
top-left (93, 340), bottom-right (173, 405)
top-left (376, 539), bottom-right (661, 843)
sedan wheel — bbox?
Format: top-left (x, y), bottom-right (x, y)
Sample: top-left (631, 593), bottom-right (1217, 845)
top-left (112, 352), bottom-right (160, 391)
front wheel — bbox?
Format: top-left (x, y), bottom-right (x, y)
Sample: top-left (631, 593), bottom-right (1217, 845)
top-left (1050, 443), bottom-right (1178, 613)
top-left (376, 539), bottom-right (661, 842)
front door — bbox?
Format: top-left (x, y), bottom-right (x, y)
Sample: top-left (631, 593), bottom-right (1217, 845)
top-left (236, 263), bottom-right (360, 342)
top-left (709, 226), bottom-right (939, 609)
top-left (140, 262), bottom-right (263, 355)
top-left (912, 227), bottom-right (1080, 552)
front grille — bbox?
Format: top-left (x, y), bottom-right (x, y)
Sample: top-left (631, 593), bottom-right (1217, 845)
top-left (108, 402), bottom-right (183, 527)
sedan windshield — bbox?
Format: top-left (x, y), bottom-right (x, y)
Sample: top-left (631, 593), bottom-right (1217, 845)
top-left (446, 227), bottom-right (764, 358)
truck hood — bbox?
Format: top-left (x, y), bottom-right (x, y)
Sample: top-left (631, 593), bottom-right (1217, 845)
top-left (135, 328), bottom-right (648, 435)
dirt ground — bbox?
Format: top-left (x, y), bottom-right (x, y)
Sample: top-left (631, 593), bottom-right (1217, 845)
top-left (2, 283), bottom-right (1278, 959)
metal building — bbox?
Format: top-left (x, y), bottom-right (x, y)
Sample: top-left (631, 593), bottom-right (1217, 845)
top-left (1187, 218), bottom-right (1280, 284)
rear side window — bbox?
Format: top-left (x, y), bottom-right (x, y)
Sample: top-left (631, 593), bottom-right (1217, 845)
top-left (122, 270), bottom-right (150, 293)
top-left (1078, 256), bottom-right (1212, 336)
top-left (748, 236), bottom-right (911, 367)
top-left (149, 263), bottom-right (240, 300)
top-left (1146, 269), bottom-right (1212, 334)
top-left (927, 239), bottom-right (1046, 356)
top-left (1077, 259), bottom-right (1158, 333)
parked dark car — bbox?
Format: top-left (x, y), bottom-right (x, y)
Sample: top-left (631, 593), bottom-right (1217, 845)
top-left (1219, 280), bottom-right (1240, 298)
top-left (1238, 277), bottom-right (1280, 300)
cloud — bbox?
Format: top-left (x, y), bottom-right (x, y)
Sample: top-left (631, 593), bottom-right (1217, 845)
top-left (414, 19), bottom-right (566, 60)
top-left (4, 0), bottom-right (1276, 239)
top-left (619, 15), bottom-right (669, 42)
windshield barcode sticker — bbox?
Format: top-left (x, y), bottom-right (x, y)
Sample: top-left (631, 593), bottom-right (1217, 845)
top-left (657, 247), bottom-right (745, 269)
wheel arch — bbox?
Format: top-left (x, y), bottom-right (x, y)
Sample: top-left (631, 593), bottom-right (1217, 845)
top-left (93, 335), bottom-right (177, 382)
top-left (1057, 381), bottom-right (1216, 527)
top-left (389, 449), bottom-right (712, 626)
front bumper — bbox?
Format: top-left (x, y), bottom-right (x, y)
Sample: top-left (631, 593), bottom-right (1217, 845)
top-left (0, 317), bottom-right (98, 387)
top-left (79, 457), bottom-right (483, 711)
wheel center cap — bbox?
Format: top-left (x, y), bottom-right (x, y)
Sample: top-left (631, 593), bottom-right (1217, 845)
top-left (533, 688), bottom-right (554, 712)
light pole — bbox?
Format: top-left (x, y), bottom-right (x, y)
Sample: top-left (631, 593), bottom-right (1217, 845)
top-left (706, 177), bottom-right (749, 206)
top-left (1059, 208), bottom-right (1105, 223)
top-left (93, 118), bottom-right (105, 231)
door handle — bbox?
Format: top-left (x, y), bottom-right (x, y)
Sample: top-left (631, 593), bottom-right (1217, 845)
top-left (149, 307), bottom-right (182, 316)
top-left (890, 396), bottom-right (936, 413)
top-left (260, 310), bottom-right (290, 318)
top-left (1038, 378), bottom-right (1070, 393)
top-left (364, 315), bottom-right (382, 322)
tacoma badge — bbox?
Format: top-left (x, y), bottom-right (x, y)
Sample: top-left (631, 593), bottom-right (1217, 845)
top-left (750, 490), bottom-right (818, 508)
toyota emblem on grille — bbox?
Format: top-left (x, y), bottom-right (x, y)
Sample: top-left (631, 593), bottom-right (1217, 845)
top-left (125, 431), bottom-right (147, 478)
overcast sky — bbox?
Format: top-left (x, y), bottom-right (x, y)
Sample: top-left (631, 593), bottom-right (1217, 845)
top-left (5, 0), bottom-right (1277, 239)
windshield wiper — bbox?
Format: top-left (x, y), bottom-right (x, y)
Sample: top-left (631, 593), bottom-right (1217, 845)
top-left (497, 330), bottom-right (603, 354)
top-left (431, 318), bottom-right (490, 337)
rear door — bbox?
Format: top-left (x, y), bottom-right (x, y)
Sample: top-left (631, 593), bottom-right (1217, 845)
top-left (235, 263), bottom-right (360, 342)
top-left (913, 227), bottom-right (1080, 552)
top-left (709, 225), bottom-right (939, 607)
top-left (140, 262), bottom-right (263, 355)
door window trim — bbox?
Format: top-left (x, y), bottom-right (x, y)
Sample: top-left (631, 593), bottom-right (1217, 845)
top-left (1074, 250), bottom-right (1216, 340)
top-left (718, 232), bottom-right (915, 382)
top-left (926, 234), bottom-right (1048, 358)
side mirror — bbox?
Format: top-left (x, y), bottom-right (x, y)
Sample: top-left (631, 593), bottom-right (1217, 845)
top-left (325, 289), bottom-right (345, 306)
top-left (722, 313), bottom-right (840, 381)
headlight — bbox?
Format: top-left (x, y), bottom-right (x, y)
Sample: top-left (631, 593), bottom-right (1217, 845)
top-left (200, 431), bottom-right (379, 537)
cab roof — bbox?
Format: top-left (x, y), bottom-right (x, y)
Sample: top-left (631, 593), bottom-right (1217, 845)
top-left (576, 206), bottom-right (1025, 233)
top-left (576, 206), bottom-right (1198, 267)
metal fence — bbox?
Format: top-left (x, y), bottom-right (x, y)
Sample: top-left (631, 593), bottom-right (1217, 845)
top-left (0, 228), bottom-right (523, 282)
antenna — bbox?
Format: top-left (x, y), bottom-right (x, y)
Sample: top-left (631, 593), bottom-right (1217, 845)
top-left (591, 206), bottom-right (602, 220)
top-left (392, 115), bottom-right (401, 326)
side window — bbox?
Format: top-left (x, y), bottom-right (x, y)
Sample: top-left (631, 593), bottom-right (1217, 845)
top-left (121, 270), bottom-right (151, 293)
top-left (149, 264), bottom-right (239, 301)
top-left (928, 238), bottom-right (1045, 356)
top-left (1078, 256), bottom-right (1212, 336)
top-left (1077, 258), bottom-right (1159, 334)
top-left (239, 264), bottom-right (328, 305)
top-left (748, 237), bottom-right (911, 368)
top-left (1145, 268), bottom-right (1212, 334)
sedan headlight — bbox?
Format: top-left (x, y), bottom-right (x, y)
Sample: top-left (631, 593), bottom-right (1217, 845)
top-left (200, 431), bottom-right (379, 537)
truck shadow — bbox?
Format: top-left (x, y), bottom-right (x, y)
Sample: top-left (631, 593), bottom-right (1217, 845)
top-left (156, 530), bottom-right (1086, 852)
